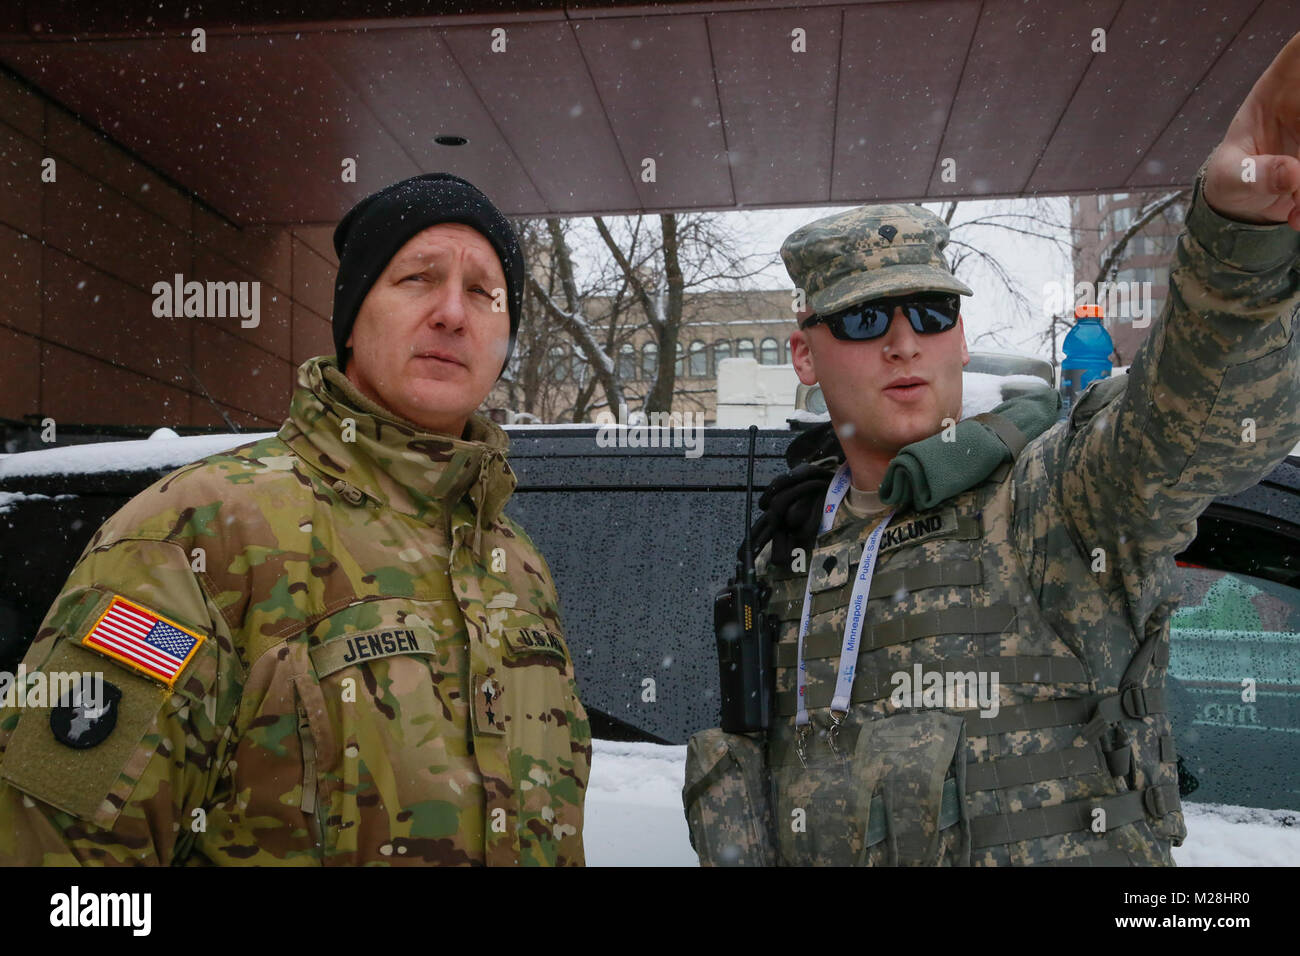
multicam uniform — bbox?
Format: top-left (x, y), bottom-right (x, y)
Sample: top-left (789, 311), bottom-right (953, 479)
top-left (0, 355), bottom-right (589, 866)
top-left (686, 171), bottom-right (1300, 866)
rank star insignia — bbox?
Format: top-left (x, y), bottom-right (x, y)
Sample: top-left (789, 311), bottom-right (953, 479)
top-left (50, 679), bottom-right (123, 749)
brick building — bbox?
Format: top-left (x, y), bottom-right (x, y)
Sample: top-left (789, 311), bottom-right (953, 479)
top-left (1070, 191), bottom-right (1187, 365)
top-left (488, 289), bottom-right (798, 424)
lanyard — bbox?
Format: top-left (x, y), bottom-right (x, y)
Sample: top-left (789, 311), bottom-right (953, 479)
top-left (795, 462), bottom-right (894, 728)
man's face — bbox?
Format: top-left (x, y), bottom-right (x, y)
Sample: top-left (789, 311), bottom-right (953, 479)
top-left (345, 223), bottom-right (509, 436)
top-left (789, 296), bottom-right (970, 456)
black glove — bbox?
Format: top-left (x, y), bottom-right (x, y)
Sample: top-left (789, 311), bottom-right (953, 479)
top-left (748, 463), bottom-right (839, 571)
top-left (782, 420), bottom-right (843, 469)
top-left (736, 422), bottom-right (847, 573)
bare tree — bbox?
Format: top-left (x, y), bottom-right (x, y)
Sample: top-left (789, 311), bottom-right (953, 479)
top-left (496, 219), bottom-right (585, 421)
top-left (515, 211), bottom-right (772, 420)
top-left (937, 199), bottom-right (1077, 354)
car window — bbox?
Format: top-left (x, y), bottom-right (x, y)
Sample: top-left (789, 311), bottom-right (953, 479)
top-left (1169, 553), bottom-right (1300, 811)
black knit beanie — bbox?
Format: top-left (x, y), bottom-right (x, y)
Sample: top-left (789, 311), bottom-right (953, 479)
top-left (331, 172), bottom-right (524, 373)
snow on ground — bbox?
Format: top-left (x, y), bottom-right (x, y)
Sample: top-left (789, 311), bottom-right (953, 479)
top-left (585, 740), bottom-right (1300, 866)
top-left (1176, 803), bottom-right (1300, 866)
top-left (584, 741), bottom-right (696, 867)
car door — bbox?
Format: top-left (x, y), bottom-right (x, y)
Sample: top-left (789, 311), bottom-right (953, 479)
top-left (1171, 460), bottom-right (1300, 812)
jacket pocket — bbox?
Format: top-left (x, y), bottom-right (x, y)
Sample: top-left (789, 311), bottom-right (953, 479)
top-left (682, 728), bottom-right (776, 867)
top-left (852, 710), bottom-right (970, 866)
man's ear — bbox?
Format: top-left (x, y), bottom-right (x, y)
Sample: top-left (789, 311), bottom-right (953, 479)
top-left (958, 314), bottom-right (970, 367)
top-left (790, 328), bottom-right (819, 386)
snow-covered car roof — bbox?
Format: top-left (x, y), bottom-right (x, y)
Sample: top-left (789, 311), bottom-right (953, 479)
top-left (0, 431), bottom-right (274, 479)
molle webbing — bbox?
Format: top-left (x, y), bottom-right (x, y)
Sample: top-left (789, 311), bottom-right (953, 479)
top-left (962, 744), bottom-right (1105, 790)
top-left (969, 784), bottom-right (1179, 848)
top-left (773, 654), bottom-right (1088, 714)
top-left (771, 687), bottom-right (1169, 778)
top-left (775, 607), bottom-right (1017, 681)
top-left (957, 688), bottom-right (1166, 736)
top-left (771, 559), bottom-right (985, 620)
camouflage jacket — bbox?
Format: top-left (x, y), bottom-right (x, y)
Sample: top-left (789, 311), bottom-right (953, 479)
top-left (689, 172), bottom-right (1300, 866)
top-left (0, 355), bottom-right (590, 866)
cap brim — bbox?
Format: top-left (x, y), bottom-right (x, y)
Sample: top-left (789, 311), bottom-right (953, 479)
top-left (810, 266), bottom-right (974, 315)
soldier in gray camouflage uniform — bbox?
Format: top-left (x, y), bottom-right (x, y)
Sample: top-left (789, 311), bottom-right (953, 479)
top-left (685, 32), bottom-right (1300, 866)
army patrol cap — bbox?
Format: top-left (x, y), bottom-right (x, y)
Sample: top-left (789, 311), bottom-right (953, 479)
top-left (782, 204), bottom-right (974, 317)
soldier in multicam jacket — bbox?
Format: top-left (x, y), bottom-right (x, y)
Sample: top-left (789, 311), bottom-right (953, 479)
top-left (685, 33), bottom-right (1300, 866)
top-left (0, 174), bottom-right (590, 866)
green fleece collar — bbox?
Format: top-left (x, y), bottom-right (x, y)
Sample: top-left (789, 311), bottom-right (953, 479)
top-left (879, 386), bottom-right (1061, 511)
top-left (278, 355), bottom-right (516, 529)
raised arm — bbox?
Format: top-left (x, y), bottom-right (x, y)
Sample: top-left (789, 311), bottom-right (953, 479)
top-left (1058, 33), bottom-right (1300, 579)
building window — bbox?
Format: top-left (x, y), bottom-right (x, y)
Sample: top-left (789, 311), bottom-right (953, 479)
top-left (713, 340), bottom-right (731, 371)
top-left (617, 343), bottom-right (637, 381)
top-left (689, 340), bottom-right (708, 378)
top-left (759, 337), bottom-right (780, 366)
top-left (675, 342), bottom-right (685, 377)
top-left (1116, 266), bottom-right (1157, 287)
top-left (642, 342), bottom-right (658, 379)
top-left (549, 345), bottom-right (569, 382)
top-left (736, 339), bottom-right (755, 361)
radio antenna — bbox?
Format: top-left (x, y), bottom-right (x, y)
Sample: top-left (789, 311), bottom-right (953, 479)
top-left (742, 424), bottom-right (757, 585)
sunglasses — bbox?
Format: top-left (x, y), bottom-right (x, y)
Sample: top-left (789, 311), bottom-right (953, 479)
top-left (800, 293), bottom-right (961, 341)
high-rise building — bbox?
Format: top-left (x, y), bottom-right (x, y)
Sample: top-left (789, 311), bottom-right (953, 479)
top-left (1070, 192), bottom-right (1187, 365)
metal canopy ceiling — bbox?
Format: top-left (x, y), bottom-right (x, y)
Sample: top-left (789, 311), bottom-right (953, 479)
top-left (0, 0), bottom-right (1293, 225)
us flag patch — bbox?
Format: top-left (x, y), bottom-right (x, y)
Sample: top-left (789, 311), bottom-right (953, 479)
top-left (80, 596), bottom-right (205, 688)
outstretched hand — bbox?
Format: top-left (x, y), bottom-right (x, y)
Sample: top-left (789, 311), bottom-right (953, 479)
top-left (1203, 31), bottom-right (1300, 230)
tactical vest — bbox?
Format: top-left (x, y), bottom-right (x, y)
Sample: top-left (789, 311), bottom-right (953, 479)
top-left (753, 419), bottom-right (1186, 866)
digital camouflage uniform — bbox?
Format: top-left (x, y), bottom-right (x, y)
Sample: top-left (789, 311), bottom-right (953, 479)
top-left (0, 355), bottom-right (590, 866)
top-left (686, 171), bottom-right (1300, 866)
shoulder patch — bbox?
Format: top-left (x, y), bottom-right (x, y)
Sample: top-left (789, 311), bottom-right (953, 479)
top-left (80, 596), bottom-right (205, 689)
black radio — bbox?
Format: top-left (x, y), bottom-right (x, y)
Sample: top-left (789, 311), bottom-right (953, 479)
top-left (713, 425), bottom-right (776, 734)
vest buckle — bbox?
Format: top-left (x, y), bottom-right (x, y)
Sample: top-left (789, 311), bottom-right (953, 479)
top-left (1120, 686), bottom-right (1149, 719)
top-left (1143, 785), bottom-right (1171, 819)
